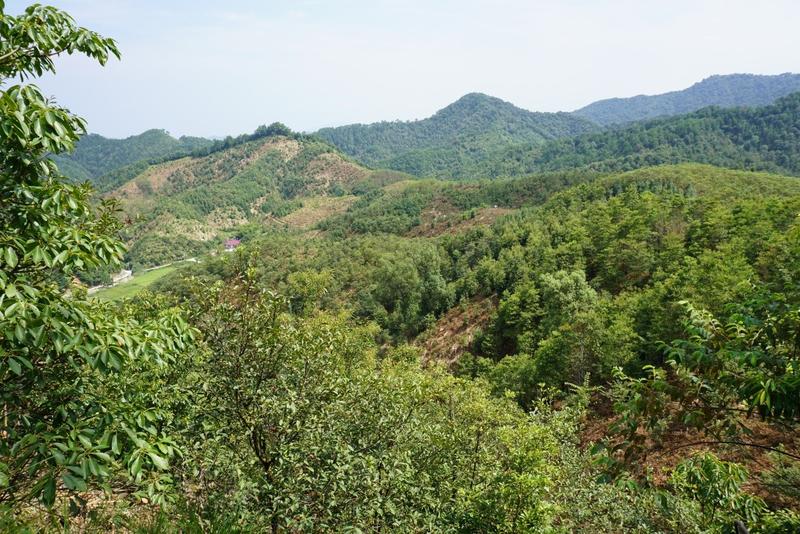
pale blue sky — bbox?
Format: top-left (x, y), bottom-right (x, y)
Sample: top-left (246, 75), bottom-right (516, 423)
top-left (7, 0), bottom-right (800, 138)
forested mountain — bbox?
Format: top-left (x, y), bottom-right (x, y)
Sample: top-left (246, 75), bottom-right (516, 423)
top-left (6, 4), bottom-right (800, 531)
top-left (317, 92), bottom-right (599, 178)
top-left (318, 81), bottom-right (800, 180)
top-left (474, 91), bottom-right (800, 178)
top-left (140, 162), bottom-right (800, 532)
top-left (105, 130), bottom-right (411, 267)
top-left (51, 128), bottom-right (213, 184)
top-left (574, 72), bottom-right (800, 126)
top-left (96, 86), bottom-right (800, 281)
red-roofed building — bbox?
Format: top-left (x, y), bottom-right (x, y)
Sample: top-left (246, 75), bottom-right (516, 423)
top-left (224, 238), bottom-right (241, 252)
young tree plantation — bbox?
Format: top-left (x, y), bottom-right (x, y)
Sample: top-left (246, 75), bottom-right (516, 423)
top-left (2, 2), bottom-right (800, 532)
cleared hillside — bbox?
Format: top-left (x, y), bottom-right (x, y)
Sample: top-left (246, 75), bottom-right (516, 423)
top-left (52, 129), bottom-right (213, 185)
top-left (109, 134), bottom-right (410, 267)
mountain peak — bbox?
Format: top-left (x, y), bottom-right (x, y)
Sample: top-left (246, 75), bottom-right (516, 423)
top-left (450, 92), bottom-right (502, 105)
top-left (436, 93), bottom-right (516, 117)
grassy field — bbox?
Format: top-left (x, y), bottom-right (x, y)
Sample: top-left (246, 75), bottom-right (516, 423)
top-left (93, 263), bottom-right (182, 301)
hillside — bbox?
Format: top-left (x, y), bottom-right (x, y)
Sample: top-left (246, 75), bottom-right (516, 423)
top-left (318, 169), bottom-right (594, 237)
top-left (108, 133), bottom-right (410, 267)
top-left (574, 72), bottom-right (800, 126)
top-left (13, 2), bottom-right (800, 532)
top-left (155, 162), bottom-right (800, 387)
top-left (52, 129), bottom-right (214, 185)
top-left (316, 92), bottom-right (599, 178)
top-left (475, 91), bottom-right (800, 178)
top-left (61, 75), bottom-right (800, 185)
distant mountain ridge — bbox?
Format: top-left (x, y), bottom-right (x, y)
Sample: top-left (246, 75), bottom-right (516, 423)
top-left (55, 73), bottom-right (800, 184)
top-left (475, 91), bottom-right (800, 178)
top-left (573, 73), bottom-right (800, 126)
top-left (316, 92), bottom-right (599, 178)
top-left (53, 129), bottom-right (214, 185)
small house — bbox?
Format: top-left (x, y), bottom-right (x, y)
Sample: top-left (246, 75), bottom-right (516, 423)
top-left (224, 238), bottom-right (241, 252)
top-left (111, 269), bottom-right (133, 284)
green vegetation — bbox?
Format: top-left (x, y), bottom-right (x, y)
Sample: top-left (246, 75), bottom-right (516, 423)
top-left (574, 72), bottom-right (800, 126)
top-left (317, 92), bottom-right (599, 178)
top-left (109, 132), bottom-right (393, 267)
top-left (52, 129), bottom-right (213, 186)
top-left (317, 89), bottom-right (800, 181)
top-left (319, 169), bottom-right (594, 237)
top-left (4, 3), bottom-right (800, 532)
top-left (152, 163), bottom-right (800, 531)
top-left (93, 263), bottom-right (185, 301)
top-left (475, 92), bottom-right (800, 178)
top-left (0, 1), bottom-right (195, 518)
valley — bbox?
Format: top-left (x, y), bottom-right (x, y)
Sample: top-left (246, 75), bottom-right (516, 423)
top-left (4, 2), bottom-right (800, 531)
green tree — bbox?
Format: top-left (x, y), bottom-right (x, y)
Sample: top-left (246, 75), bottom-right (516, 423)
top-left (0, 3), bottom-right (194, 508)
top-left (605, 297), bottom-right (800, 482)
top-left (671, 453), bottom-right (765, 527)
top-left (182, 272), bottom-right (560, 531)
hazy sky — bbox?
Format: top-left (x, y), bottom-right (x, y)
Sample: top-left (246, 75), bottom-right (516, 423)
top-left (7, 0), bottom-right (800, 138)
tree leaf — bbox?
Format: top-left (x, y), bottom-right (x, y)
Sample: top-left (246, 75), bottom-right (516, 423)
top-left (42, 476), bottom-right (56, 506)
top-left (148, 452), bottom-right (169, 470)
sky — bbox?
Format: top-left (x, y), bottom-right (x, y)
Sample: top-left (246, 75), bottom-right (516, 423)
top-left (6, 0), bottom-right (800, 138)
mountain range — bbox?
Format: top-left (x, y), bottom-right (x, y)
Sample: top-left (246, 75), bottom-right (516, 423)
top-left (52, 71), bottom-right (800, 269)
top-left (52, 129), bottom-right (214, 186)
top-left (56, 72), bottom-right (800, 185)
top-left (472, 91), bottom-right (800, 178)
top-left (573, 72), bottom-right (800, 125)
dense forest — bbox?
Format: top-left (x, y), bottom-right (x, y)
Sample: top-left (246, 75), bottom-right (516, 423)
top-left (317, 93), bottom-right (599, 178)
top-left (314, 90), bottom-right (800, 181)
top-left (574, 73), bottom-right (800, 126)
top-left (452, 92), bottom-right (800, 179)
top-left (2, 3), bottom-right (800, 533)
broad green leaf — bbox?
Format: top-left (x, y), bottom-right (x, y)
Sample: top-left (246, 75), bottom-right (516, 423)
top-left (42, 476), bottom-right (56, 506)
top-left (148, 452), bottom-right (169, 470)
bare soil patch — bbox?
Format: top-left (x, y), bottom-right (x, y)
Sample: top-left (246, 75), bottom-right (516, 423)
top-left (416, 296), bottom-right (497, 368)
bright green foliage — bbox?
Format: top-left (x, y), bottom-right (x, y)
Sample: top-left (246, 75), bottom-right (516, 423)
top-left (0, 2), bottom-right (194, 508)
top-left (164, 164), bottom-right (800, 404)
top-left (93, 263), bottom-right (185, 301)
top-left (451, 165), bottom-right (796, 363)
top-left (478, 93), bottom-right (800, 178)
top-left (180, 272), bottom-right (560, 531)
top-left (607, 297), bottom-right (800, 463)
top-left (320, 169), bottom-right (594, 237)
top-left (753, 509), bottom-right (800, 534)
top-left (671, 453), bottom-right (765, 526)
top-left (320, 83), bottom-right (800, 180)
top-left (3, 2), bottom-right (800, 529)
